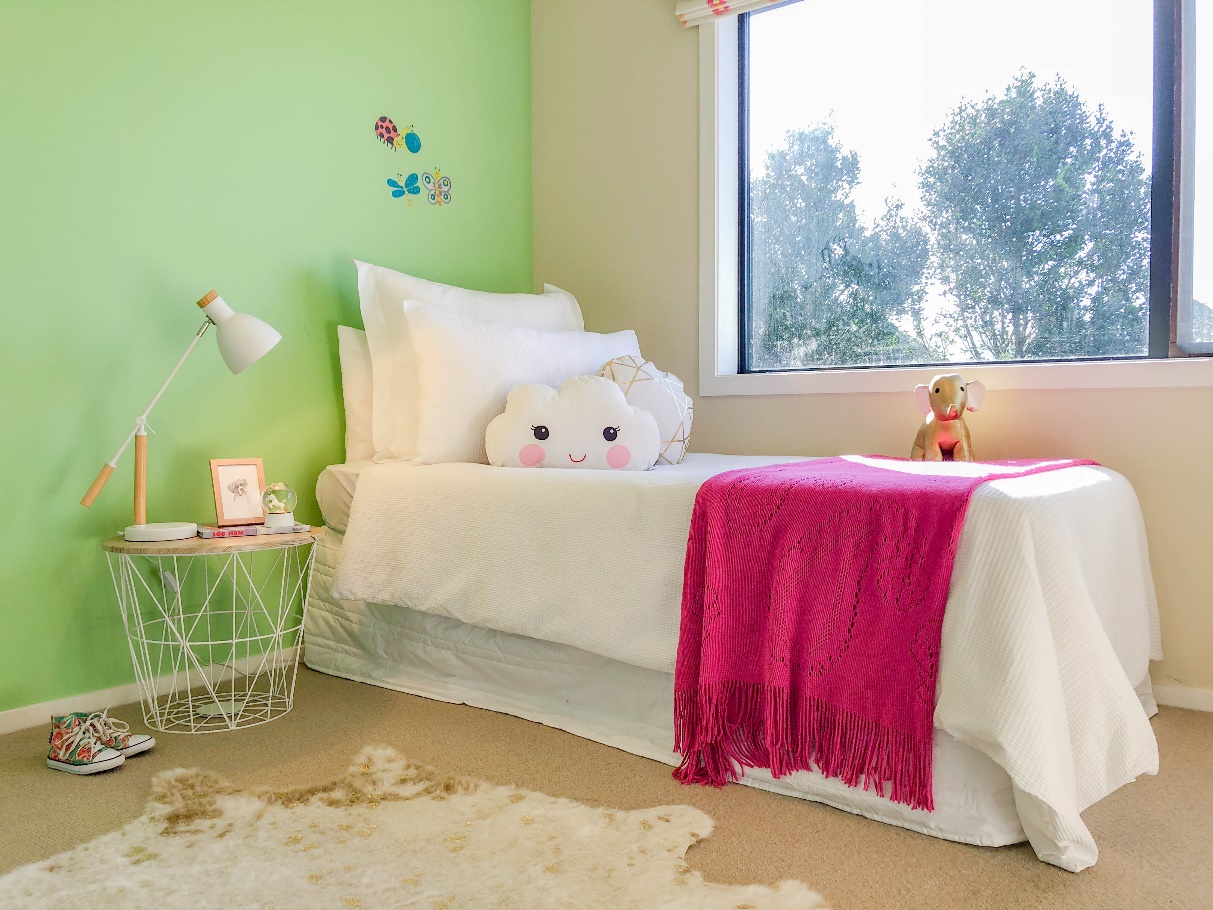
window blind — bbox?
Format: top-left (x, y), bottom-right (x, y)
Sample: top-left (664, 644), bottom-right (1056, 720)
top-left (675, 0), bottom-right (784, 28)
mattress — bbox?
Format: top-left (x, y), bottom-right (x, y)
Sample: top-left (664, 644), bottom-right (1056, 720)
top-left (312, 456), bottom-right (1162, 871)
top-left (316, 461), bottom-right (364, 533)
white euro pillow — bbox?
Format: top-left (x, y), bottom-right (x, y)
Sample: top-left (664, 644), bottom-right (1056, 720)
top-left (600, 356), bottom-right (693, 465)
top-left (404, 302), bottom-right (641, 465)
top-left (337, 326), bottom-right (375, 463)
top-left (486, 376), bottom-right (660, 471)
top-left (355, 260), bottom-right (583, 462)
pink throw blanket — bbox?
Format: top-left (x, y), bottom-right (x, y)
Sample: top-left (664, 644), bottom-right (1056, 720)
top-left (673, 455), bottom-right (1096, 810)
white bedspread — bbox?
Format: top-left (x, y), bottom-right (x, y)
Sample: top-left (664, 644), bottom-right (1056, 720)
top-left (332, 454), bottom-right (1162, 871)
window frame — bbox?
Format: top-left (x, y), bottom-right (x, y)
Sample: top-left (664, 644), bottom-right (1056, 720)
top-left (1174, 0), bottom-right (1211, 354)
top-left (698, 1), bottom-right (1213, 396)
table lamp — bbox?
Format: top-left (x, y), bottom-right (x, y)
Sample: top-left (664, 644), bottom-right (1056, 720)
top-left (81, 290), bottom-right (281, 541)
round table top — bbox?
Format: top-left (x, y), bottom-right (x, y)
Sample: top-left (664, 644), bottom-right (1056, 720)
top-left (102, 527), bottom-right (326, 555)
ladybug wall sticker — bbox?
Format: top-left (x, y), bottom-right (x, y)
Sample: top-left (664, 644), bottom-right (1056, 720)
top-left (374, 116), bottom-right (400, 148)
top-left (374, 116), bottom-right (421, 153)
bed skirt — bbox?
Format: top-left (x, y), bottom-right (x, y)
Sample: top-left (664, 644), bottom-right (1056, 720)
top-left (306, 528), bottom-right (1031, 847)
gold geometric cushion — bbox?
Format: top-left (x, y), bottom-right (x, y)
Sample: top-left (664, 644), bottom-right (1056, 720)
top-left (600, 356), bottom-right (693, 465)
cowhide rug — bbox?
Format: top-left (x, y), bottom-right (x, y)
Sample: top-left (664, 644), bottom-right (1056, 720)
top-left (0, 746), bottom-right (828, 909)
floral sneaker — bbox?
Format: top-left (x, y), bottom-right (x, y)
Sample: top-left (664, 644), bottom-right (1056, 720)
top-left (84, 708), bottom-right (156, 758)
top-left (47, 713), bottom-right (125, 775)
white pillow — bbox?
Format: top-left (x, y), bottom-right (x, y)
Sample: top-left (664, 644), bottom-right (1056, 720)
top-left (486, 377), bottom-right (660, 471)
top-left (355, 260), bottom-right (583, 461)
top-left (600, 356), bottom-right (694, 465)
top-left (404, 302), bottom-right (642, 465)
top-left (337, 326), bottom-right (376, 463)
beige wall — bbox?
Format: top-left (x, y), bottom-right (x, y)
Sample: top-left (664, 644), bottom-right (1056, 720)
top-left (532, 0), bottom-right (1213, 691)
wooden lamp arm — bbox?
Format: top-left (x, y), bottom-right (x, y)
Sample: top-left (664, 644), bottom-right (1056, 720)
top-left (81, 464), bottom-right (117, 507)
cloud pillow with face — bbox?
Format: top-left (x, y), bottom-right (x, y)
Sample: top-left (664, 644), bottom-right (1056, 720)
top-left (485, 376), bottom-right (661, 471)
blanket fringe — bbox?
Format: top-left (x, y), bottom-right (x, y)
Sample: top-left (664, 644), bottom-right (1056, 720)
top-left (673, 681), bottom-right (934, 811)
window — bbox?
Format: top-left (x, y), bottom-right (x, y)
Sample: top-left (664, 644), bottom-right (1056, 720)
top-left (740, 0), bottom-right (1174, 373)
top-left (698, 0), bottom-right (1213, 392)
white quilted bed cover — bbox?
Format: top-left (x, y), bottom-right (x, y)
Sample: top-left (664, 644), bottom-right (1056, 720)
top-left (329, 454), bottom-right (1162, 871)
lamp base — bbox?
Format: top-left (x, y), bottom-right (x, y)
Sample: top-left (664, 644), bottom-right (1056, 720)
top-left (264, 511), bottom-right (295, 529)
top-left (124, 521), bottom-right (198, 542)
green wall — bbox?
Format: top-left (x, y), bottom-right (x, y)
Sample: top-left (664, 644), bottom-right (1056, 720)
top-left (0, 1), bottom-right (533, 713)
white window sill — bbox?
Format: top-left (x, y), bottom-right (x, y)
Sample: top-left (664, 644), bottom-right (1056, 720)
top-left (699, 357), bottom-right (1213, 397)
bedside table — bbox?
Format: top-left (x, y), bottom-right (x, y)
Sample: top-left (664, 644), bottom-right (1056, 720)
top-left (102, 529), bottom-right (325, 733)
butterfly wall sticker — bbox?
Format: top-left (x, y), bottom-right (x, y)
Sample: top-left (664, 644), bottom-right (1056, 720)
top-left (422, 169), bottom-right (452, 206)
top-left (387, 173), bottom-right (421, 205)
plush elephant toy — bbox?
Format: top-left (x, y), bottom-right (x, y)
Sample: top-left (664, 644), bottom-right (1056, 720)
top-left (910, 374), bottom-right (986, 462)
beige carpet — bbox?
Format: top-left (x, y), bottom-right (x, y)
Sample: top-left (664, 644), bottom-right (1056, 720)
top-left (1, 667), bottom-right (1210, 909)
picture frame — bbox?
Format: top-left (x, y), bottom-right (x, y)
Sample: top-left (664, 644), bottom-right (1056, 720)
top-left (209, 458), bottom-right (267, 526)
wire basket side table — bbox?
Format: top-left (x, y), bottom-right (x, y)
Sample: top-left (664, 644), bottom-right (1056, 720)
top-left (102, 529), bottom-right (323, 733)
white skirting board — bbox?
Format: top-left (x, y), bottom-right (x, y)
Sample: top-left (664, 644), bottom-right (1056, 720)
top-left (1, 664), bottom-right (1208, 737)
top-left (0, 648), bottom-right (298, 737)
top-left (1152, 682), bottom-right (1213, 713)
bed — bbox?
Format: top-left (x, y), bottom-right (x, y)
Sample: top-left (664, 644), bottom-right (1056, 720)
top-left (305, 454), bottom-right (1162, 872)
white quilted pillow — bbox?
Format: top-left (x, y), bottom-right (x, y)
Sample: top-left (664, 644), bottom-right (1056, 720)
top-left (404, 303), bottom-right (642, 465)
top-left (600, 356), bottom-right (693, 465)
top-left (356, 260), bottom-right (583, 462)
top-left (486, 377), bottom-right (660, 471)
top-left (337, 326), bottom-right (375, 463)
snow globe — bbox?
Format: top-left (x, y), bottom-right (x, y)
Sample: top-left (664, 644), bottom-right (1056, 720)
top-left (262, 482), bottom-right (297, 529)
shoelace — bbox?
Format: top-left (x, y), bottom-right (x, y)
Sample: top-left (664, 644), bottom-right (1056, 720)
top-left (53, 722), bottom-right (110, 761)
top-left (84, 708), bottom-right (130, 744)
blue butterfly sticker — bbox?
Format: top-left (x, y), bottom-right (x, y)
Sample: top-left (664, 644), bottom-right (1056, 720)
top-left (387, 173), bottom-right (420, 206)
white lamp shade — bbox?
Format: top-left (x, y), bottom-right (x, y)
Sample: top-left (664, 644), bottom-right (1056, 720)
top-left (216, 313), bottom-right (281, 373)
top-left (200, 294), bottom-right (282, 374)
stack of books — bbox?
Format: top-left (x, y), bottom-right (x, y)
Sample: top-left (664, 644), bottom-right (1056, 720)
top-left (197, 522), bottom-right (312, 539)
